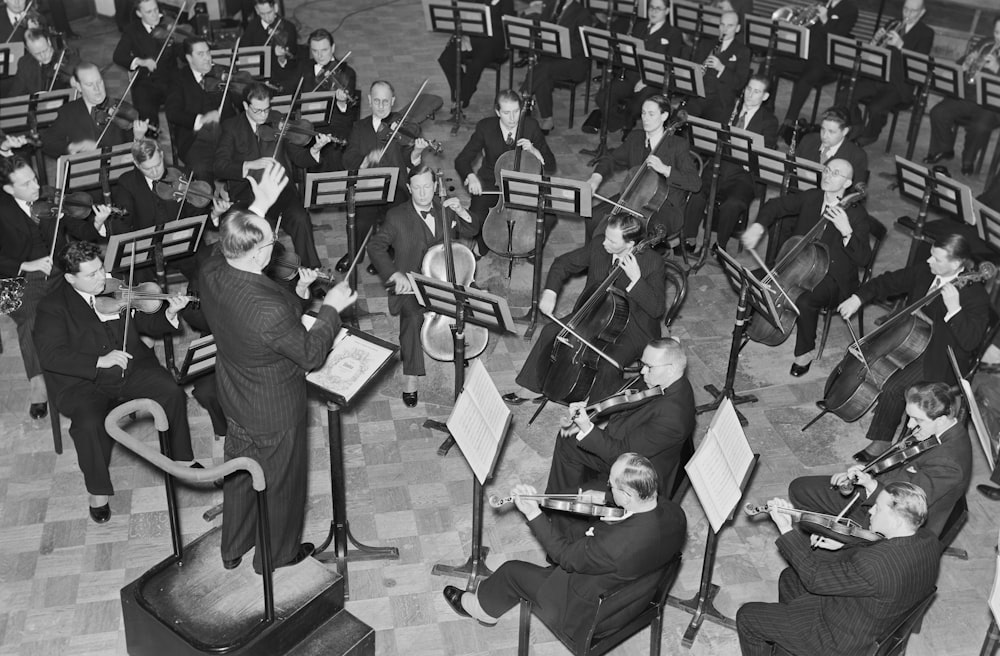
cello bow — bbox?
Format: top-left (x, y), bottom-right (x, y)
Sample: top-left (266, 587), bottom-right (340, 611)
top-left (540, 308), bottom-right (624, 372)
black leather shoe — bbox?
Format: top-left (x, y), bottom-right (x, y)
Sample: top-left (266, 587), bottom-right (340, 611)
top-left (334, 253), bottom-right (352, 273)
top-left (581, 109), bottom-right (602, 135)
top-left (223, 555), bottom-right (242, 569)
top-left (366, 263), bottom-right (378, 275)
top-left (502, 392), bottom-right (542, 405)
top-left (89, 503), bottom-right (111, 524)
top-left (853, 134), bottom-right (877, 148)
top-left (29, 402), bottom-right (47, 419)
top-left (443, 586), bottom-right (472, 619)
top-left (277, 542), bottom-right (314, 569)
top-left (402, 391), bottom-right (418, 407)
top-left (978, 484), bottom-right (1000, 501)
top-left (789, 361), bottom-right (811, 377)
top-left (778, 123), bottom-right (795, 146)
top-left (922, 150), bottom-right (954, 164)
top-left (961, 162), bottom-right (975, 176)
top-left (852, 448), bottom-right (878, 465)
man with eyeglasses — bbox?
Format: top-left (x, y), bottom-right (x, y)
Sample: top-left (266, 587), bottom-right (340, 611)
top-left (797, 107), bottom-right (869, 186)
top-left (10, 28), bottom-right (77, 96)
top-left (741, 158), bottom-right (871, 377)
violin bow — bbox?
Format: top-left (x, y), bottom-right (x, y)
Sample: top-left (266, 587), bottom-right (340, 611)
top-left (340, 226), bottom-right (374, 282)
top-left (4, 0), bottom-right (35, 43)
top-left (46, 160), bottom-right (71, 269)
top-left (262, 16), bottom-right (284, 48)
top-left (150, 0), bottom-right (187, 69)
top-left (539, 308), bottom-right (624, 371)
top-left (746, 247), bottom-right (801, 316)
top-left (47, 46), bottom-right (68, 93)
top-left (271, 77), bottom-right (304, 162)
top-left (94, 70), bottom-right (143, 147)
top-left (216, 36), bottom-right (242, 116)
top-left (377, 78), bottom-right (429, 163)
top-left (312, 50), bottom-right (351, 93)
top-left (121, 240), bottom-right (138, 377)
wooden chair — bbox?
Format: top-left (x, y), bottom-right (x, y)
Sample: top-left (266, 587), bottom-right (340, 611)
top-left (663, 258), bottom-right (689, 329)
top-left (869, 589), bottom-right (936, 656)
top-left (552, 61), bottom-right (593, 129)
top-left (516, 553), bottom-right (682, 656)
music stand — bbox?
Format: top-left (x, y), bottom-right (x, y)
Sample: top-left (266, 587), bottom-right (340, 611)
top-left (743, 14), bottom-right (810, 81)
top-left (579, 27), bottom-right (644, 163)
top-left (697, 247), bottom-right (778, 426)
top-left (502, 15), bottom-right (572, 115)
top-left (584, 0), bottom-right (644, 25)
top-left (900, 51), bottom-right (962, 160)
top-left (271, 91), bottom-right (338, 126)
top-left (974, 198), bottom-right (1000, 255)
top-left (304, 324), bottom-right (401, 599)
top-left (669, 0), bottom-right (722, 55)
top-left (56, 143), bottom-right (133, 203)
top-left (666, 397), bottom-right (758, 647)
top-left (636, 50), bottom-right (705, 105)
top-left (0, 88), bottom-right (77, 186)
top-left (497, 169), bottom-right (592, 339)
top-left (173, 334), bottom-right (216, 384)
top-left (430, 360), bottom-right (512, 587)
top-left (209, 45), bottom-right (271, 79)
top-left (826, 35), bottom-right (891, 108)
top-left (894, 156), bottom-right (976, 266)
top-left (0, 42), bottom-right (24, 78)
top-left (423, 0), bottom-right (493, 134)
top-left (977, 72), bottom-right (1000, 180)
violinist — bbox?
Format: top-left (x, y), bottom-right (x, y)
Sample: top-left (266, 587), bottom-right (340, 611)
top-left (796, 107), bottom-right (869, 185)
top-left (1, 156), bottom-right (110, 420)
top-left (736, 483), bottom-right (941, 656)
top-left (214, 82), bottom-right (333, 269)
top-left (112, 0), bottom-right (175, 128)
top-left (836, 233), bottom-right (990, 462)
top-left (301, 29), bottom-right (358, 172)
top-left (0, 0), bottom-right (29, 42)
top-left (454, 89), bottom-right (556, 255)
top-left (41, 61), bottom-right (148, 157)
top-left (9, 28), bottom-right (77, 96)
top-left (685, 11), bottom-right (751, 123)
top-left (367, 164), bottom-right (477, 407)
top-left (682, 76), bottom-right (778, 254)
top-left (436, 0), bottom-right (514, 113)
top-left (443, 453), bottom-right (685, 641)
top-left (340, 80), bottom-right (428, 274)
top-left (503, 213), bottom-right (665, 404)
top-left (240, 0), bottom-right (298, 52)
top-left (741, 159), bottom-right (870, 376)
top-left (924, 17), bottom-right (1000, 175)
top-left (789, 381), bottom-right (972, 536)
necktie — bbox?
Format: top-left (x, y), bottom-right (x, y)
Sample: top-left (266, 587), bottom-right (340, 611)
top-left (820, 145), bottom-right (831, 162)
top-left (737, 112), bottom-right (747, 129)
top-left (198, 75), bottom-right (206, 91)
top-left (505, 132), bottom-right (514, 147)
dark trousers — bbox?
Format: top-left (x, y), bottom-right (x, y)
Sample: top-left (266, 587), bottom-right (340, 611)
top-left (131, 78), bottom-right (170, 127)
top-left (594, 73), bottom-right (641, 133)
top-left (685, 91), bottom-right (734, 125)
top-left (222, 413), bottom-right (307, 572)
top-left (267, 185), bottom-right (321, 269)
top-left (396, 294), bottom-right (426, 377)
top-left (793, 276), bottom-right (843, 357)
top-left (736, 567), bottom-right (821, 656)
top-left (837, 79), bottom-right (904, 140)
top-left (191, 373), bottom-right (228, 437)
top-left (928, 98), bottom-right (1000, 164)
top-left (771, 57), bottom-right (836, 124)
top-left (527, 56), bottom-right (590, 119)
top-left (478, 560), bottom-right (554, 620)
top-left (438, 39), bottom-right (506, 106)
top-left (683, 166), bottom-right (755, 249)
top-left (546, 432), bottom-right (609, 495)
top-left (55, 362), bottom-right (193, 496)
top-left (8, 271), bottom-right (59, 380)
top-left (864, 356), bottom-right (925, 444)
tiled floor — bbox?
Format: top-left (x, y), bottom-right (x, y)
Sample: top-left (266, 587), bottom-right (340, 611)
top-left (2, 2), bottom-right (1000, 655)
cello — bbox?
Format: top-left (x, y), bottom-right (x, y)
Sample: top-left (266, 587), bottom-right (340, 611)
top-left (541, 225), bottom-right (667, 404)
top-left (819, 262), bottom-right (997, 424)
top-left (745, 184), bottom-right (868, 346)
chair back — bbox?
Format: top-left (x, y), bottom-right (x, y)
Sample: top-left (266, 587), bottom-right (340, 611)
top-left (862, 215), bottom-right (888, 283)
top-left (870, 589), bottom-right (936, 656)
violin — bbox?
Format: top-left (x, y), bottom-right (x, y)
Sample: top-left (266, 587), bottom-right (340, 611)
top-left (489, 493), bottom-right (625, 519)
top-left (94, 278), bottom-right (199, 316)
top-left (150, 15), bottom-right (196, 44)
top-left (364, 82), bottom-right (443, 166)
top-left (265, 242), bottom-right (339, 283)
top-left (202, 65), bottom-right (276, 96)
top-left (153, 167), bottom-right (217, 208)
top-left (32, 187), bottom-right (128, 221)
top-left (558, 382), bottom-right (665, 438)
top-left (93, 98), bottom-right (159, 139)
top-left (744, 502), bottom-right (883, 546)
top-left (257, 116), bottom-right (347, 148)
top-left (374, 116), bottom-right (443, 156)
top-left (836, 433), bottom-right (942, 495)
top-left (313, 57), bottom-right (359, 103)
top-left (263, 16), bottom-right (296, 59)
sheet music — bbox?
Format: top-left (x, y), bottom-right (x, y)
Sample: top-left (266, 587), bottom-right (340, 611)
top-left (183, 335), bottom-right (216, 377)
top-left (685, 398), bottom-right (755, 533)
top-left (446, 360), bottom-right (511, 484)
top-left (306, 328), bottom-right (395, 402)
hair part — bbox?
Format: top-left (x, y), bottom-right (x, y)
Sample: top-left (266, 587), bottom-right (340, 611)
top-left (933, 233), bottom-right (976, 272)
top-left (614, 453), bottom-right (659, 500)
top-left (905, 381), bottom-right (962, 420)
top-left (883, 481), bottom-right (928, 529)
top-left (130, 137), bottom-right (160, 164)
top-left (58, 241), bottom-right (103, 274)
top-left (308, 28), bottom-right (334, 47)
top-left (73, 60), bottom-right (99, 83)
top-left (183, 35), bottom-right (211, 56)
top-left (219, 209), bottom-right (268, 259)
top-left (643, 94), bottom-right (671, 116)
top-left (821, 107), bottom-right (851, 130)
top-left (407, 162), bottom-right (435, 183)
top-left (23, 27), bottom-right (50, 45)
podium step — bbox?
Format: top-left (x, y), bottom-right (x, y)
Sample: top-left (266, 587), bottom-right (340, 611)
top-left (286, 609), bottom-right (375, 656)
top-left (122, 527), bottom-right (370, 655)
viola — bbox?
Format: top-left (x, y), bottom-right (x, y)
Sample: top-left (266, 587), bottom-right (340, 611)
top-left (94, 278), bottom-right (199, 316)
top-left (153, 167), bottom-right (216, 208)
top-left (489, 493), bottom-right (625, 519)
top-left (93, 98), bottom-right (159, 139)
top-left (32, 187), bottom-right (128, 221)
top-left (744, 502), bottom-right (883, 546)
top-left (257, 116), bottom-right (348, 148)
top-left (558, 382), bottom-right (664, 438)
top-left (375, 117), bottom-right (443, 156)
top-left (150, 15), bottom-right (196, 44)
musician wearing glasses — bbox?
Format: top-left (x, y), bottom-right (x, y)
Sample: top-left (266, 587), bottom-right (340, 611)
top-left (9, 28), bottom-right (78, 96)
top-left (112, 0), bottom-right (174, 128)
top-left (686, 10), bottom-right (751, 123)
top-left (923, 16), bottom-right (1000, 175)
top-left (741, 159), bottom-right (870, 377)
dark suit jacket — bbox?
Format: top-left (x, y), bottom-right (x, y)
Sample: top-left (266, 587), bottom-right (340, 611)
top-left (856, 264), bottom-right (991, 380)
top-left (769, 527), bottom-right (940, 655)
top-left (693, 37), bottom-right (752, 115)
top-left (109, 167), bottom-right (203, 234)
top-left (755, 188), bottom-right (871, 297)
top-left (526, 498), bottom-right (686, 648)
top-left (9, 47), bottom-right (76, 96)
top-left (112, 21), bottom-right (174, 86)
top-left (343, 113), bottom-right (416, 198)
top-left (367, 202), bottom-right (479, 315)
top-left (164, 66), bottom-right (237, 160)
top-left (540, 0), bottom-right (594, 60)
top-left (798, 132), bottom-right (870, 185)
top-left (240, 15), bottom-right (299, 52)
top-left (454, 115), bottom-right (556, 190)
top-left (890, 20), bottom-right (934, 98)
top-left (299, 57), bottom-right (359, 137)
top-left (717, 106), bottom-right (779, 185)
top-left (0, 192), bottom-right (101, 277)
top-left (0, 9), bottom-right (25, 43)
top-left (578, 377), bottom-right (696, 492)
top-left (199, 256), bottom-right (341, 432)
top-left (33, 279), bottom-right (177, 402)
top-left (806, 0), bottom-right (858, 60)
top-left (41, 98), bottom-right (133, 157)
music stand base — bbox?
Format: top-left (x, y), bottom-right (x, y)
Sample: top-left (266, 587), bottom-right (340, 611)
top-left (432, 547), bottom-right (493, 588)
top-left (514, 309), bottom-right (540, 340)
top-left (580, 142), bottom-right (608, 165)
top-left (696, 384), bottom-right (756, 426)
top-left (666, 584), bottom-right (737, 648)
top-left (313, 520), bottom-right (400, 564)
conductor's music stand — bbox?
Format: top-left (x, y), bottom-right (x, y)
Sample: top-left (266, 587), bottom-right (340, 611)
top-left (976, 72), bottom-right (1000, 179)
top-left (502, 15), bottom-right (572, 116)
top-left (827, 35), bottom-right (891, 109)
top-left (900, 51), bottom-right (961, 160)
top-left (579, 27), bottom-right (644, 163)
top-left (423, 0), bottom-right (494, 134)
top-left (56, 143), bottom-right (133, 204)
top-left (636, 50), bottom-right (705, 106)
top-left (894, 156), bottom-right (975, 266)
top-left (743, 14), bottom-right (809, 81)
top-left (305, 325), bottom-right (401, 599)
top-left (498, 170), bottom-right (592, 339)
top-left (669, 0), bottom-right (722, 55)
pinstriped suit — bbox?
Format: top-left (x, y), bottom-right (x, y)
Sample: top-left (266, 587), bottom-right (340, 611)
top-left (737, 528), bottom-right (941, 655)
top-left (199, 254), bottom-right (342, 571)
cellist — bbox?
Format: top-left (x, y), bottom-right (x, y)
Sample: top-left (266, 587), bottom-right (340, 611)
top-left (836, 233), bottom-right (990, 462)
top-left (740, 159), bottom-right (870, 377)
top-left (502, 213), bottom-right (665, 404)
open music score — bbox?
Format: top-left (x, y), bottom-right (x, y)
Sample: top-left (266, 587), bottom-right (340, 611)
top-left (303, 319), bottom-right (399, 407)
top-left (446, 359), bottom-right (512, 485)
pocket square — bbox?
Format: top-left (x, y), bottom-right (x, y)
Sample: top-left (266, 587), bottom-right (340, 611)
top-left (728, 55), bottom-right (737, 62)
top-left (660, 38), bottom-right (669, 45)
top-left (585, 527), bottom-right (595, 536)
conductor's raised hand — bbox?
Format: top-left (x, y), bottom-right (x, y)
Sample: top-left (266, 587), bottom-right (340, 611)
top-left (322, 280), bottom-right (357, 313)
top-left (247, 160), bottom-right (288, 213)
top-left (97, 350), bottom-right (132, 370)
top-left (511, 483), bottom-right (541, 519)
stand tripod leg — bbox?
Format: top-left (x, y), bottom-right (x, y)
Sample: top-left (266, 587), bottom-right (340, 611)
top-left (695, 281), bottom-right (758, 425)
top-left (665, 526), bottom-right (736, 648)
top-left (432, 477), bottom-right (494, 588)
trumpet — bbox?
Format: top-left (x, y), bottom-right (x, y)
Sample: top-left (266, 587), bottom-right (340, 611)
top-left (770, 0), bottom-right (831, 27)
top-left (964, 40), bottom-right (1000, 85)
top-left (870, 18), bottom-right (904, 47)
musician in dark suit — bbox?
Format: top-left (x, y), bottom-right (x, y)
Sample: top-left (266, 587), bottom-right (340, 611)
top-left (33, 241), bottom-right (195, 523)
top-left (547, 338), bottom-right (695, 501)
top-left (742, 158), bottom-right (871, 376)
top-left (789, 381), bottom-right (972, 536)
top-left (41, 62), bottom-right (148, 157)
top-left (504, 213), bottom-right (665, 404)
top-left (340, 80), bottom-right (427, 273)
top-left (112, 0), bottom-right (174, 127)
top-left (797, 107), bottom-right (870, 185)
top-left (443, 453), bottom-right (687, 649)
top-left (588, 95), bottom-right (701, 242)
top-left (683, 76), bottom-right (779, 253)
top-left (9, 28), bottom-right (77, 96)
top-left (737, 482), bottom-right (941, 656)
top-left (584, 0), bottom-right (685, 135)
top-left (837, 233), bottom-right (991, 460)
top-left (520, 0), bottom-right (594, 133)
top-left (454, 89), bottom-right (556, 255)
top-left (239, 0), bottom-right (298, 52)
top-left (367, 165), bottom-right (478, 406)
top-left (837, 0), bottom-right (934, 147)
top-left (924, 18), bottom-right (1000, 175)
top-left (200, 162), bottom-right (358, 573)
top-left (300, 29), bottom-right (359, 173)
top-left (686, 11), bottom-right (751, 123)
top-left (214, 82), bottom-right (332, 270)
top-left (0, 0), bottom-right (29, 42)
top-left (437, 0), bottom-right (514, 112)
top-left (1, 157), bottom-right (108, 419)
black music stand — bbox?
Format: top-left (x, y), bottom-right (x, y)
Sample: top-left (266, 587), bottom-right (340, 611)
top-left (585, 0), bottom-right (644, 26)
top-left (977, 72), bottom-right (1000, 180)
top-left (423, 0), bottom-right (494, 134)
top-left (502, 14), bottom-right (572, 116)
top-left (744, 14), bottom-right (810, 81)
top-left (669, 0), bottom-right (722, 55)
top-left (695, 247), bottom-right (780, 426)
top-left (894, 156), bottom-right (975, 266)
top-left (0, 42), bottom-right (24, 79)
top-left (0, 88), bottom-right (77, 186)
top-left (975, 198), bottom-right (1000, 255)
top-left (305, 325), bottom-right (401, 600)
top-left (666, 397), bottom-right (759, 647)
top-left (56, 143), bottom-right (133, 203)
top-left (901, 51), bottom-right (962, 160)
top-left (173, 334), bottom-right (216, 384)
top-left (498, 170), bottom-right (592, 339)
top-left (430, 360), bottom-right (512, 587)
top-left (827, 35), bottom-right (891, 110)
top-left (579, 26), bottom-right (644, 163)
top-left (208, 45), bottom-right (271, 78)
top-left (271, 91), bottom-right (339, 126)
